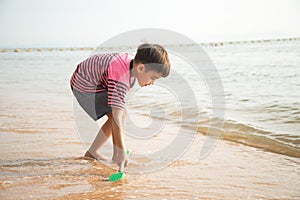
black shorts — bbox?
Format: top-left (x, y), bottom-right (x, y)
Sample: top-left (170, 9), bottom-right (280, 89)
top-left (71, 87), bottom-right (112, 121)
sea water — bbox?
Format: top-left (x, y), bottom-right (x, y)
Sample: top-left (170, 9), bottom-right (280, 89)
top-left (0, 39), bottom-right (300, 199)
top-left (0, 40), bottom-right (299, 158)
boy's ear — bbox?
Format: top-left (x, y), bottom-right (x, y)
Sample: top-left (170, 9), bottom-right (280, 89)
top-left (137, 64), bottom-right (145, 73)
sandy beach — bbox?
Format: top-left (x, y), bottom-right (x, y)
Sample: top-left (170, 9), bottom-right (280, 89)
top-left (1, 124), bottom-right (299, 199)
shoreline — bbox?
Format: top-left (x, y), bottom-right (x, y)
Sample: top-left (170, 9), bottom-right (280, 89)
top-left (1, 130), bottom-right (299, 199)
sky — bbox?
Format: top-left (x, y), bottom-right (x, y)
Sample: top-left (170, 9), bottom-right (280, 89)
top-left (0, 0), bottom-right (299, 48)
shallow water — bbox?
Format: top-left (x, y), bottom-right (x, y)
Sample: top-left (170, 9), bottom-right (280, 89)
top-left (1, 133), bottom-right (299, 199)
top-left (1, 40), bottom-right (299, 156)
top-left (1, 39), bottom-right (300, 199)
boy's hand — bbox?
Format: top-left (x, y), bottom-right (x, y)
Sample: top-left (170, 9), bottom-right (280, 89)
top-left (112, 148), bottom-right (128, 171)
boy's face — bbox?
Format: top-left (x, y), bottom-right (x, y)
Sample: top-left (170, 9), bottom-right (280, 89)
top-left (136, 64), bottom-right (163, 87)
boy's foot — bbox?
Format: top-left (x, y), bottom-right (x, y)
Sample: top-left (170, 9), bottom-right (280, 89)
top-left (84, 151), bottom-right (108, 161)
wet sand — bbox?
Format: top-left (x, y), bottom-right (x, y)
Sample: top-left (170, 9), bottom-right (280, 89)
top-left (1, 126), bottom-right (299, 200)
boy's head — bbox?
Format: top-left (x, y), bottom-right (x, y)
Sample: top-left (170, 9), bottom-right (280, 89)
top-left (134, 43), bottom-right (171, 87)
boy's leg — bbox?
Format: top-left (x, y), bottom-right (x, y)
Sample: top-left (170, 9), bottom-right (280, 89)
top-left (85, 113), bottom-right (113, 160)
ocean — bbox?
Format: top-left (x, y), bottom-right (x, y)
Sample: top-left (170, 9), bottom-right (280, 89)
top-left (202, 39), bottom-right (300, 157)
top-left (0, 39), bottom-right (299, 199)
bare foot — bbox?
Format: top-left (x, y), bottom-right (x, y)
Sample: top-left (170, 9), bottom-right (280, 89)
top-left (84, 151), bottom-right (108, 161)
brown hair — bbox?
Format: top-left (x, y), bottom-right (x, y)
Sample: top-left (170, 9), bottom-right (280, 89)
top-left (134, 43), bottom-right (171, 77)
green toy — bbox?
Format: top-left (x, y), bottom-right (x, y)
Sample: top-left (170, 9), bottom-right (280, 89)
top-left (109, 149), bottom-right (131, 182)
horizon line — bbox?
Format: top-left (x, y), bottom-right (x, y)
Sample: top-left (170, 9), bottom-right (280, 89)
top-left (1, 37), bottom-right (299, 53)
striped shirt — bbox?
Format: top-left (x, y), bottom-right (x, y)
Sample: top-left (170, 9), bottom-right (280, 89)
top-left (70, 53), bottom-right (136, 109)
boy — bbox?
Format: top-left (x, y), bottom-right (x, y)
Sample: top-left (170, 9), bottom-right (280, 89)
top-left (70, 43), bottom-right (171, 170)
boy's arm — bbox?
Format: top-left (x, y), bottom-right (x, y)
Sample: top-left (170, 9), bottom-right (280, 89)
top-left (111, 107), bottom-right (127, 168)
